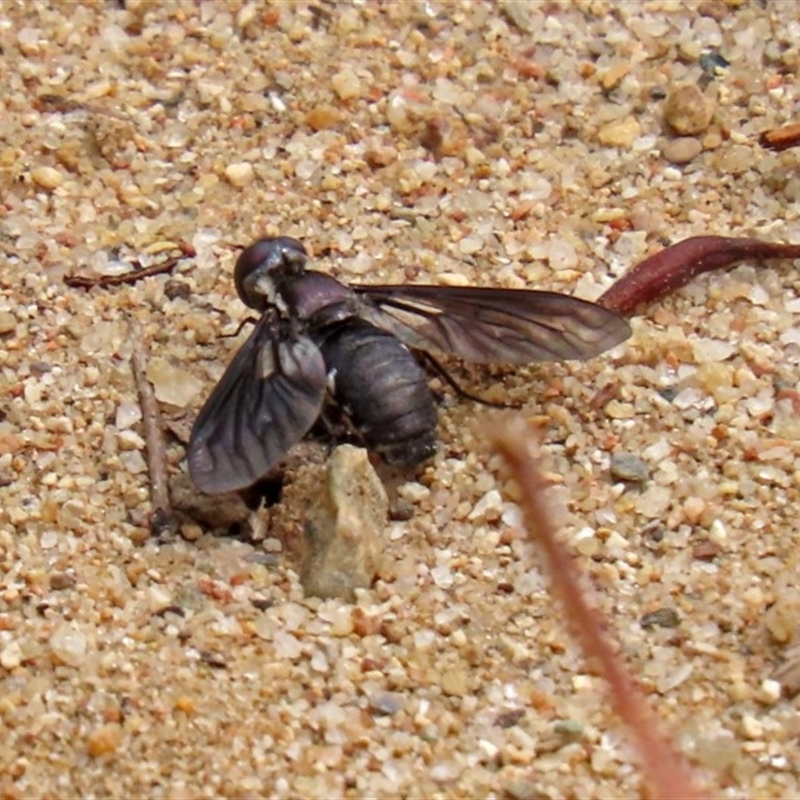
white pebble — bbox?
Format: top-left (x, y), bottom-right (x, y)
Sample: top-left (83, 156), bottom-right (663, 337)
top-left (429, 763), bottom-right (457, 782)
top-left (119, 450), bottom-right (147, 475)
top-left (643, 438), bottom-right (672, 462)
top-left (280, 602), bottom-right (309, 632)
top-left (708, 519), bottom-right (727, 546)
top-left (224, 162), bottom-right (255, 188)
top-left (759, 678), bottom-right (782, 704)
top-left (331, 68), bottom-right (361, 100)
top-left (657, 662), bottom-right (693, 693)
top-left (545, 238), bottom-right (579, 270)
top-left (398, 482), bottom-right (430, 503)
top-left (431, 565), bottom-right (454, 589)
top-left (115, 400), bottom-right (142, 430)
top-left (272, 630), bottom-right (303, 660)
top-left (741, 714), bottom-right (763, 739)
top-left (310, 648), bottom-right (329, 673)
top-left (690, 337), bottom-right (736, 363)
top-left (328, 606), bottom-right (354, 637)
top-left (117, 430), bottom-right (145, 451)
top-left (672, 387), bottom-right (706, 410)
top-left (458, 235), bottom-right (484, 255)
top-left (50, 623), bottom-right (88, 667)
top-left (145, 357), bottom-right (204, 408)
top-left (0, 640), bottom-right (23, 670)
top-left (468, 489), bottom-right (502, 521)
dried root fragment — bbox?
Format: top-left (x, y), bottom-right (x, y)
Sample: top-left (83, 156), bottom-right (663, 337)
top-left (64, 242), bottom-right (194, 289)
top-left (129, 317), bottom-right (176, 538)
top-left (759, 122), bottom-right (800, 153)
top-left (599, 236), bottom-right (800, 317)
top-left (487, 416), bottom-right (708, 800)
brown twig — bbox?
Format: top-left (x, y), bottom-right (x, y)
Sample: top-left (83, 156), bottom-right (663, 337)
top-left (34, 93), bottom-right (130, 120)
top-left (598, 236), bottom-right (800, 317)
top-left (759, 122), bottom-right (800, 153)
top-left (64, 243), bottom-right (194, 289)
top-left (128, 317), bottom-right (176, 538)
top-left (487, 417), bottom-right (708, 800)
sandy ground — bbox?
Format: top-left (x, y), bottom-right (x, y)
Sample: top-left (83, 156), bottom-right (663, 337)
top-left (2, 1), bottom-right (800, 797)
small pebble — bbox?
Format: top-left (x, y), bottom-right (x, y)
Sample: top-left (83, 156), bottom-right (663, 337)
top-left (364, 145), bottom-right (397, 168)
top-left (328, 606), bottom-right (355, 637)
top-left (368, 692), bottom-right (406, 715)
top-left (553, 719), bottom-right (583, 740)
top-left (115, 400), bottom-right (142, 430)
top-left (86, 723), bottom-right (124, 758)
top-left (495, 708), bottom-right (526, 728)
top-left (440, 668), bottom-right (469, 697)
top-left (692, 540), bottom-right (721, 561)
top-left (0, 311), bottom-right (16, 334)
top-left (740, 714), bottom-right (763, 740)
top-left (759, 678), bottom-right (782, 704)
top-left (640, 607), bottom-right (680, 629)
top-left (49, 572), bottom-right (77, 590)
top-left (0, 640), bottom-right (23, 670)
top-left (331, 68), bottom-right (361, 100)
top-left (597, 116), bottom-right (641, 148)
top-left (661, 136), bottom-right (703, 164)
top-left (305, 105), bottom-right (340, 131)
top-left (714, 143), bottom-right (752, 176)
top-left (500, 0), bottom-right (534, 32)
top-left (503, 779), bottom-right (551, 800)
top-left (31, 165), bottom-right (63, 190)
top-left (145, 357), bottom-right (204, 408)
top-left (663, 84), bottom-right (714, 135)
top-left (699, 50), bottom-right (730, 78)
top-left (299, 445), bottom-right (388, 600)
top-left (224, 162), bottom-right (255, 188)
top-left (50, 623), bottom-right (88, 667)
top-left (389, 498), bottom-right (415, 521)
top-left (610, 452), bottom-right (649, 483)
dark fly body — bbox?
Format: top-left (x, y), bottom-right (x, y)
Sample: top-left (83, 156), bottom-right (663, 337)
top-left (187, 237), bottom-right (631, 494)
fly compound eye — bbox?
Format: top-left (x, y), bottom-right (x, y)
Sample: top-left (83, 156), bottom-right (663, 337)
top-left (234, 237), bottom-right (309, 310)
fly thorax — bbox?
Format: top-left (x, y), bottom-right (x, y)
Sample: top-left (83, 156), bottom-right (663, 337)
top-left (282, 271), bottom-right (354, 322)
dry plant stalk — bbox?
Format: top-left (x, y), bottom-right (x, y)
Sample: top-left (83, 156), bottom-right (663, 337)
top-left (759, 122), bottom-right (800, 152)
top-left (64, 242), bottom-right (194, 289)
top-left (128, 317), bottom-right (176, 537)
top-left (488, 417), bottom-right (708, 800)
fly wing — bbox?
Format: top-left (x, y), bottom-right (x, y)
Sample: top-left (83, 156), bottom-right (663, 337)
top-left (187, 314), bottom-right (326, 494)
top-left (354, 284), bottom-right (630, 363)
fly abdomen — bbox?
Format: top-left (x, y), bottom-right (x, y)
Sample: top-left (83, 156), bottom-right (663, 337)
top-left (317, 319), bottom-right (438, 466)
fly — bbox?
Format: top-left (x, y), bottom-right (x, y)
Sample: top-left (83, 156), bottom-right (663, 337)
top-left (187, 237), bottom-right (630, 494)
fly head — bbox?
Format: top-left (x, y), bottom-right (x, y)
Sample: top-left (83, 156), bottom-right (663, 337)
top-left (234, 236), bottom-right (309, 311)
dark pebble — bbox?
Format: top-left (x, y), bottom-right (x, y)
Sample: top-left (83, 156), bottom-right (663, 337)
top-left (640, 607), bottom-right (681, 629)
top-left (610, 452), bottom-right (649, 483)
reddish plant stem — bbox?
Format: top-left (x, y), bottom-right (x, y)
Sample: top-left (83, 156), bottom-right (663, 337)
top-left (488, 417), bottom-right (708, 800)
top-left (598, 236), bottom-right (800, 317)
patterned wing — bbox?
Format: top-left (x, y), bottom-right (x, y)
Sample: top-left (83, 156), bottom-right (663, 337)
top-left (187, 314), bottom-right (326, 494)
top-left (354, 284), bottom-right (630, 363)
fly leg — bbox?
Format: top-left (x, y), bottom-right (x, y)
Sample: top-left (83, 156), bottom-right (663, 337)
top-left (416, 351), bottom-right (519, 409)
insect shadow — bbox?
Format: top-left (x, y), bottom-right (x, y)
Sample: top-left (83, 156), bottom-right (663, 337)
top-left (187, 237), bottom-right (631, 494)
